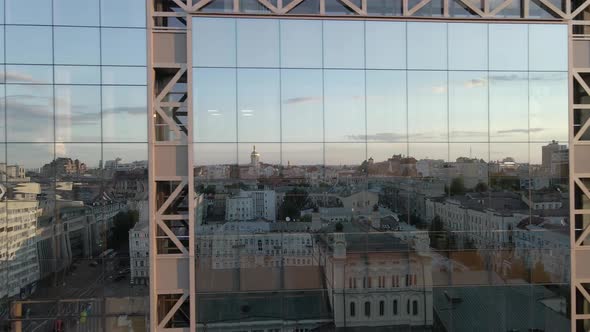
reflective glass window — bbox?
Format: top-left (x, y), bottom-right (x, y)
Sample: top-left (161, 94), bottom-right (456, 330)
top-left (0, 85), bottom-right (4, 141)
top-left (448, 23), bottom-right (488, 70)
top-left (54, 27), bottom-right (100, 65)
top-left (366, 21), bottom-right (406, 69)
top-left (407, 22), bottom-right (447, 70)
top-left (193, 17), bottom-right (236, 67)
top-left (5, 65), bottom-right (53, 84)
top-left (489, 72), bottom-right (528, 141)
top-left (325, 143), bottom-right (366, 166)
top-left (0, 26), bottom-right (4, 64)
top-left (237, 19), bottom-right (279, 68)
top-left (54, 0), bottom-right (100, 26)
top-left (280, 20), bottom-right (322, 68)
top-left (55, 143), bottom-right (102, 171)
top-left (489, 24), bottom-right (528, 71)
top-left (323, 21), bottom-right (365, 69)
top-left (101, 0), bottom-right (146, 28)
top-left (529, 72), bottom-right (568, 142)
top-left (324, 70), bottom-right (365, 142)
top-left (54, 66), bottom-right (101, 85)
top-left (102, 86), bottom-right (147, 142)
top-left (281, 69), bottom-right (323, 142)
top-left (194, 143), bottom-right (237, 167)
top-left (55, 86), bottom-right (101, 142)
top-left (194, 68), bottom-right (237, 142)
top-left (282, 143), bottom-right (324, 167)
top-left (7, 143), bottom-right (54, 173)
top-left (6, 0), bottom-right (51, 25)
top-left (237, 69), bottom-right (280, 142)
top-left (6, 26), bottom-right (53, 65)
top-left (6, 85), bottom-right (54, 142)
top-left (449, 71), bottom-right (488, 142)
top-left (529, 24), bottom-right (567, 71)
top-left (408, 71), bottom-right (448, 142)
top-left (366, 70), bottom-right (407, 142)
top-left (101, 28), bottom-right (147, 66)
top-left (102, 67), bottom-right (147, 85)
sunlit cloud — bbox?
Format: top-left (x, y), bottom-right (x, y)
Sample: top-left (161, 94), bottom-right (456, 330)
top-left (431, 85), bottom-right (447, 94)
top-left (464, 78), bottom-right (486, 88)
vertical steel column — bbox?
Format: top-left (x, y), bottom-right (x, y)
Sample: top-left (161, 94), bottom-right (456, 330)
top-left (148, 1), bottom-right (194, 331)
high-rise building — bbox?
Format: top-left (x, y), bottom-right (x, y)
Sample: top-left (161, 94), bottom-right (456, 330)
top-left (3, 0), bottom-right (590, 331)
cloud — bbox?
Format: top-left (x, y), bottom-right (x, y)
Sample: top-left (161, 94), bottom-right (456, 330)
top-left (497, 128), bottom-right (545, 134)
top-left (431, 85), bottom-right (447, 94)
top-left (347, 133), bottom-right (408, 141)
top-left (464, 78), bottom-right (486, 88)
top-left (0, 71), bottom-right (44, 84)
top-left (283, 96), bottom-right (322, 105)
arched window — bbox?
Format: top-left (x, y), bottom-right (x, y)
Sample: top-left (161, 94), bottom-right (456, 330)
top-left (379, 300), bottom-right (385, 316)
top-left (350, 302), bottom-right (356, 317)
top-left (364, 301), bottom-right (371, 317)
top-left (393, 299), bottom-right (398, 315)
top-left (413, 300), bottom-right (419, 316)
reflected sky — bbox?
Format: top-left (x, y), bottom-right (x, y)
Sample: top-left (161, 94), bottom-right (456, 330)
top-left (192, 18), bottom-right (568, 165)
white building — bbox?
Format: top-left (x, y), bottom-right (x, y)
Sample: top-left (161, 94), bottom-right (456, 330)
top-left (130, 222), bottom-right (149, 285)
top-left (225, 190), bottom-right (276, 221)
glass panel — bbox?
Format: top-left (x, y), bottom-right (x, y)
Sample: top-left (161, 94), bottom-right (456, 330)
top-left (367, 0), bottom-right (403, 15)
top-left (102, 86), bottom-right (148, 142)
top-left (489, 72), bottom-right (528, 142)
top-left (6, 0), bottom-right (52, 25)
top-left (102, 143), bottom-right (148, 170)
top-left (6, 143), bottom-right (53, 177)
top-left (237, 19), bottom-right (279, 68)
top-left (194, 143), bottom-right (237, 167)
top-left (199, 0), bottom-right (235, 13)
top-left (489, 24), bottom-right (528, 71)
top-left (449, 143), bottom-right (489, 190)
top-left (408, 71), bottom-right (448, 142)
top-left (529, 72), bottom-right (568, 142)
top-left (54, 27), bottom-right (100, 66)
top-left (194, 68), bottom-right (237, 142)
top-left (449, 71), bottom-right (488, 142)
top-left (323, 21), bottom-right (365, 69)
top-left (366, 70), bottom-right (407, 142)
top-left (280, 20), bottom-right (322, 69)
top-left (282, 143), bottom-right (324, 167)
top-left (324, 70), bottom-right (365, 142)
top-left (281, 69), bottom-right (323, 142)
top-left (237, 143), bottom-right (280, 170)
top-left (54, 66), bottom-right (101, 85)
top-left (54, 0), bottom-right (100, 26)
top-left (366, 21), bottom-right (406, 70)
top-left (366, 142), bottom-right (409, 176)
top-left (102, 66), bottom-right (147, 85)
top-left (325, 143), bottom-right (366, 168)
top-left (407, 22), bottom-right (447, 70)
top-left (101, 28), bottom-right (147, 66)
top-left (5, 65), bottom-right (53, 84)
top-left (237, 69), bottom-right (280, 142)
top-left (0, 26), bottom-right (4, 64)
top-left (0, 85), bottom-right (4, 141)
top-left (6, 85), bottom-right (54, 142)
top-left (192, 17), bottom-right (236, 67)
top-left (101, 0), bottom-right (147, 28)
top-left (55, 143), bottom-right (101, 176)
top-left (448, 23), bottom-right (488, 71)
top-left (55, 85), bottom-right (101, 142)
top-left (529, 24), bottom-right (568, 71)
top-left (6, 26), bottom-right (53, 65)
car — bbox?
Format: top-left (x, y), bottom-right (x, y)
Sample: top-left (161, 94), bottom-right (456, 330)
top-left (89, 261), bottom-right (98, 267)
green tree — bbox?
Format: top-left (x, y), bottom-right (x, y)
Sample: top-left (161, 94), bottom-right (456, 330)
top-left (474, 182), bottom-right (488, 193)
top-left (279, 188), bottom-right (310, 221)
top-left (450, 177), bottom-right (466, 196)
top-left (110, 210), bottom-right (139, 249)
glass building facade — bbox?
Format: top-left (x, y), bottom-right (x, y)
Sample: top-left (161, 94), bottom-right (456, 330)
top-left (1, 0), bottom-right (587, 331)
